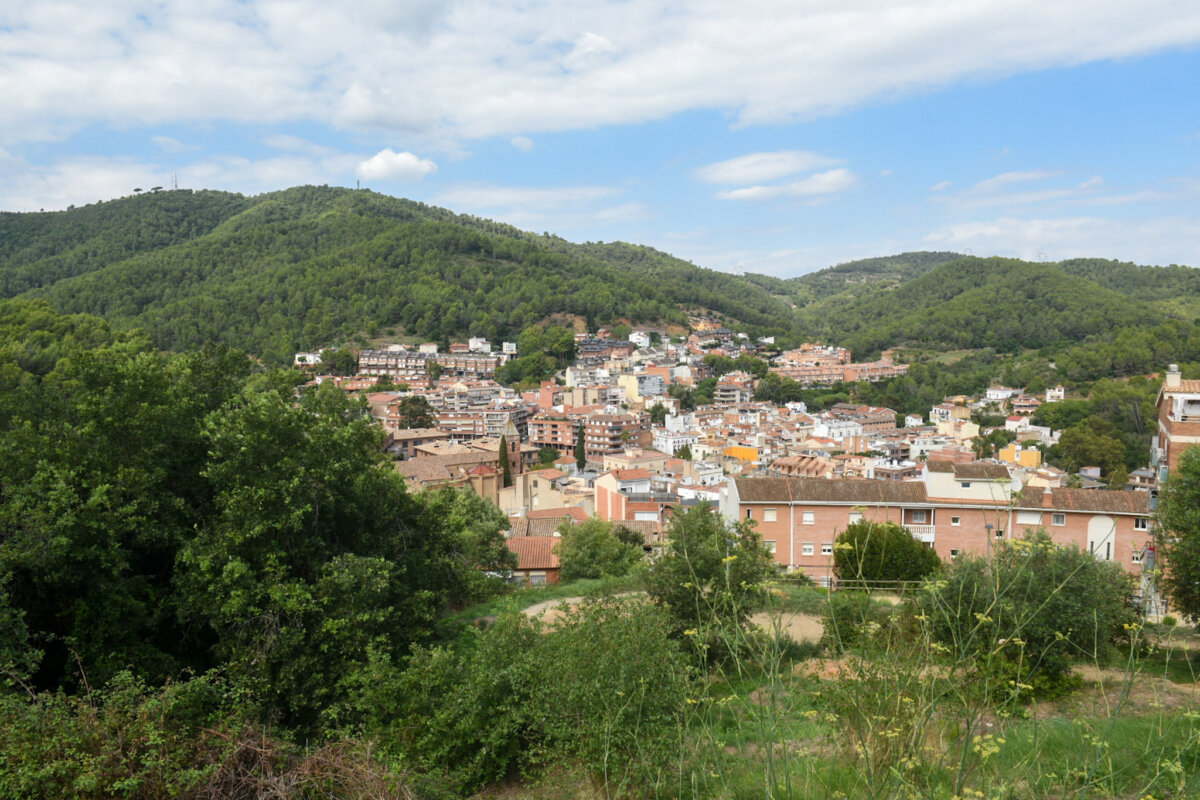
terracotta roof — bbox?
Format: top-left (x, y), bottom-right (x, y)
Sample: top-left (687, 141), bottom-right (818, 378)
top-left (1030, 488), bottom-right (1149, 515)
top-left (954, 463), bottom-right (1011, 481)
top-left (506, 536), bottom-right (561, 570)
top-left (612, 469), bottom-right (654, 481)
top-left (528, 506), bottom-right (589, 523)
top-left (508, 518), bottom-right (567, 537)
top-left (926, 461), bottom-right (955, 473)
top-left (612, 520), bottom-right (661, 547)
top-left (736, 477), bottom-right (929, 504)
top-left (1164, 379), bottom-right (1200, 393)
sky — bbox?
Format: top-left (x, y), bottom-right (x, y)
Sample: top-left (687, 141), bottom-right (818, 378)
top-left (2, 1), bottom-right (1200, 277)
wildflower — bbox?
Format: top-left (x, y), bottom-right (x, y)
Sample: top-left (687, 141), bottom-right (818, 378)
top-left (722, 555), bottom-right (738, 563)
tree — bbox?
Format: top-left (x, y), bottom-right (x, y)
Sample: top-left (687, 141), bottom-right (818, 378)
top-left (645, 503), bottom-right (775, 665)
top-left (554, 518), bottom-right (643, 582)
top-left (499, 434), bottom-right (513, 488)
top-left (648, 403), bottom-right (668, 425)
top-left (833, 520), bottom-right (942, 585)
top-left (427, 361), bottom-right (443, 381)
top-left (396, 395), bottom-right (435, 429)
top-left (1055, 417), bottom-right (1126, 476)
top-left (677, 443), bottom-right (693, 461)
top-left (537, 447), bottom-right (560, 466)
top-left (324, 348), bottom-right (358, 376)
top-left (574, 425), bottom-right (587, 471)
top-left (1160, 446), bottom-right (1200, 620)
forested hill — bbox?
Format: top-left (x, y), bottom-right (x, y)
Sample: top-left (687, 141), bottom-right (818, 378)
top-left (0, 186), bottom-right (800, 363)
top-left (3, 186), bottom-right (1198, 366)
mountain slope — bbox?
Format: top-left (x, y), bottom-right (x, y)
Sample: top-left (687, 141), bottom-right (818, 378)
top-left (1, 187), bottom-right (800, 362)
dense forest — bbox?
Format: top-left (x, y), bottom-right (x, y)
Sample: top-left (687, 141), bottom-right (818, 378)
top-left (0, 187), bottom-right (800, 363)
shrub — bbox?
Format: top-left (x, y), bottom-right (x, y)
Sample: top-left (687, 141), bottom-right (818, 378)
top-left (555, 517), bottom-right (643, 583)
top-left (645, 504), bottom-right (776, 667)
top-left (913, 529), bottom-right (1138, 691)
top-left (834, 520), bottom-right (943, 586)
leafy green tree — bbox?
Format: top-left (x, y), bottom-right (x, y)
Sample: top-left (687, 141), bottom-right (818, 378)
top-left (914, 530), bottom-right (1137, 688)
top-left (647, 403), bottom-right (668, 425)
top-left (324, 348), bottom-right (358, 376)
top-left (427, 361), bottom-right (443, 381)
top-left (537, 446), bottom-right (560, 466)
top-left (677, 443), bottom-right (693, 461)
top-left (1055, 417), bottom-right (1127, 476)
top-left (554, 518), bottom-right (644, 582)
top-left (395, 395), bottom-right (435, 429)
top-left (645, 503), bottom-right (775, 665)
top-left (1159, 447), bottom-right (1200, 621)
top-left (833, 521), bottom-right (942, 585)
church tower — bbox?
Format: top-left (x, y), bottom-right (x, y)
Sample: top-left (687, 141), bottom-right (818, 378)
top-left (502, 417), bottom-right (524, 477)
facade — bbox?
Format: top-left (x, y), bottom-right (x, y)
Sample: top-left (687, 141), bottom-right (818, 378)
top-left (1155, 364), bottom-right (1200, 472)
top-left (720, 462), bottom-right (1152, 586)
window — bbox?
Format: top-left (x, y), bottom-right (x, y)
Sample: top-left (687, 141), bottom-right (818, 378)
top-left (912, 510), bottom-right (928, 524)
top-left (950, 549), bottom-right (959, 558)
top-left (961, 482), bottom-right (971, 489)
top-left (1135, 518), bottom-right (1149, 531)
top-left (802, 512), bottom-right (815, 525)
top-left (995, 528), bottom-right (1005, 539)
top-left (764, 508), bottom-right (777, 523)
top-left (765, 540), bottom-right (777, 554)
top-left (1052, 513), bottom-right (1066, 526)
top-left (746, 509), bottom-right (752, 520)
top-left (848, 511), bottom-right (863, 525)
top-left (821, 543), bottom-right (833, 556)
top-left (802, 543), bottom-right (815, 556)
top-left (1132, 547), bottom-right (1143, 564)
top-left (951, 516), bottom-right (961, 526)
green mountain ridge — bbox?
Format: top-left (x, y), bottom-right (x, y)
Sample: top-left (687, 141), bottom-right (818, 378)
top-left (1, 185), bottom-right (1197, 367)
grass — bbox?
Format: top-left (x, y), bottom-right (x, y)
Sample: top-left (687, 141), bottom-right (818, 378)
top-left (437, 573), bottom-right (643, 637)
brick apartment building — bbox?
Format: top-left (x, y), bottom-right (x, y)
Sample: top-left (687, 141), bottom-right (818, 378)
top-left (720, 461), bottom-right (1152, 586)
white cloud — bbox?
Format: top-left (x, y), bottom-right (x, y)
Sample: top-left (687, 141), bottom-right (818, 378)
top-left (695, 150), bottom-right (841, 184)
top-left (971, 170), bottom-right (1061, 193)
top-left (717, 168), bottom-right (856, 201)
top-left (510, 136), bottom-right (534, 152)
top-left (151, 135), bottom-right (196, 153)
top-left (3, 1), bottom-right (1200, 146)
top-left (356, 149), bottom-right (437, 181)
top-left (923, 215), bottom-right (1200, 266)
top-left (929, 180), bottom-right (952, 192)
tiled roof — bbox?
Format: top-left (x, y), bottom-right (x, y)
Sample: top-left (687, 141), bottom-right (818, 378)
top-left (1164, 379), bottom-right (1200, 393)
top-left (506, 536), bottom-right (561, 570)
top-left (612, 469), bottom-right (654, 481)
top-left (955, 463), bottom-right (1011, 480)
top-left (736, 477), bottom-right (929, 504)
top-left (1032, 488), bottom-right (1149, 515)
top-left (612, 520), bottom-right (660, 546)
top-left (528, 506), bottom-right (586, 521)
top-left (508, 518), bottom-right (567, 537)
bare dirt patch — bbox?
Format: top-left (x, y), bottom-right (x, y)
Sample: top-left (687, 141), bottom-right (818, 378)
top-left (750, 610), bottom-right (824, 643)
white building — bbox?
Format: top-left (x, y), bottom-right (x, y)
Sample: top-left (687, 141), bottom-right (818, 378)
top-left (629, 330), bottom-right (651, 349)
top-left (468, 337), bottom-right (492, 353)
top-left (654, 429), bottom-right (700, 456)
top-left (502, 341), bottom-right (518, 354)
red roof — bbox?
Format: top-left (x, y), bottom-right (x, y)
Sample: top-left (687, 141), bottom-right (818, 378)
top-left (506, 537), bottom-right (561, 570)
top-left (612, 469), bottom-right (653, 481)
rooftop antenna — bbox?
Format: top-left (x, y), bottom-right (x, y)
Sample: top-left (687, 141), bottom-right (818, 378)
top-left (172, 172), bottom-right (178, 190)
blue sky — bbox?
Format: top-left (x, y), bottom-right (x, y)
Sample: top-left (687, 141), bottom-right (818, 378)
top-left (2, 1), bottom-right (1199, 276)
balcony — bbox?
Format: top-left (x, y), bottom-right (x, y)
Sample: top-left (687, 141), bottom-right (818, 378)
top-left (906, 524), bottom-right (936, 543)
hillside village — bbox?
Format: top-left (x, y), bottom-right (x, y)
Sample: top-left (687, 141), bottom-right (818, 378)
top-left (299, 324), bottom-right (1191, 599)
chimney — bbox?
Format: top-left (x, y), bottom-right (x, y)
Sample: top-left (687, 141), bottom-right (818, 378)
top-left (1166, 364), bottom-right (1182, 389)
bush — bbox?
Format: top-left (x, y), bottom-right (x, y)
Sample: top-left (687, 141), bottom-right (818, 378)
top-left (819, 591), bottom-right (899, 653)
top-left (913, 530), bottom-right (1138, 691)
top-left (645, 504), bottom-right (776, 667)
top-left (834, 520), bottom-right (942, 585)
top-left (555, 517), bottom-right (643, 583)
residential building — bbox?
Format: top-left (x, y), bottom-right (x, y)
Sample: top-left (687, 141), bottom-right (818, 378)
top-left (721, 464), bottom-right (1152, 585)
top-left (1155, 364), bottom-right (1200, 472)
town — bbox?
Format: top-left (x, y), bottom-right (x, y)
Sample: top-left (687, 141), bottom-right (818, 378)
top-left (296, 323), bottom-right (1187, 602)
